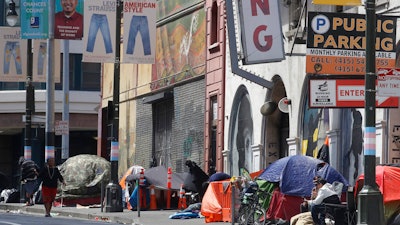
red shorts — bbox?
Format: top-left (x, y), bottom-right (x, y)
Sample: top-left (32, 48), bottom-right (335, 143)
top-left (42, 186), bottom-right (57, 203)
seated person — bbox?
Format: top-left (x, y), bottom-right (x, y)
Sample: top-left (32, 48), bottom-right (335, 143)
top-left (305, 176), bottom-right (341, 225)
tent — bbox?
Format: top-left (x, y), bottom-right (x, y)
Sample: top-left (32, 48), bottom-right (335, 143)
top-left (356, 165), bottom-right (400, 220)
top-left (258, 155), bottom-right (349, 197)
top-left (56, 154), bottom-right (110, 205)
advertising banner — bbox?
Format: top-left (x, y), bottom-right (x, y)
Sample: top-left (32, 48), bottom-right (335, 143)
top-left (122, 0), bottom-right (156, 64)
top-left (0, 27), bottom-right (27, 82)
top-left (32, 40), bottom-right (61, 83)
top-left (54, 0), bottom-right (84, 40)
top-left (20, 0), bottom-right (49, 39)
top-left (309, 78), bottom-right (399, 108)
top-left (306, 12), bottom-right (398, 75)
top-left (82, 0), bottom-right (116, 63)
top-left (238, 0), bottom-right (285, 64)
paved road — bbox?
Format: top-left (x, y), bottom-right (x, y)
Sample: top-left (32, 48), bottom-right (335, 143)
top-left (0, 203), bottom-right (234, 225)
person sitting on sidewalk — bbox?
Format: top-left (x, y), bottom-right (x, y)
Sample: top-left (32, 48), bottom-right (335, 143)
top-left (305, 176), bottom-right (341, 225)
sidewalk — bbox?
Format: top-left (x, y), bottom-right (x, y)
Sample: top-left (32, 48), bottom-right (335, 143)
top-left (0, 203), bottom-right (232, 225)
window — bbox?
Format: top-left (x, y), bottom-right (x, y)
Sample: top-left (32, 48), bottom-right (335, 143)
top-left (210, 1), bottom-right (218, 45)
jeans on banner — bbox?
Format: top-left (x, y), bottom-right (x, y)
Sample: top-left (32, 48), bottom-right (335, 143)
top-left (86, 14), bottom-right (113, 54)
top-left (126, 16), bottom-right (151, 55)
top-left (37, 42), bottom-right (46, 75)
top-left (3, 41), bottom-right (22, 74)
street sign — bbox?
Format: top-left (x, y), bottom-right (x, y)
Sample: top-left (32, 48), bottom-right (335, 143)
top-left (377, 68), bottom-right (400, 97)
top-left (310, 78), bottom-right (399, 108)
top-left (55, 120), bottom-right (69, 135)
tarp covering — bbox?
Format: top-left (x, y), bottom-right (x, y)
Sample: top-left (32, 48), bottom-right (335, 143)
top-left (357, 165), bottom-right (400, 203)
top-left (201, 181), bottom-right (236, 223)
top-left (58, 154), bottom-right (110, 198)
top-left (119, 165), bottom-right (144, 190)
top-left (259, 155), bottom-right (348, 197)
top-left (266, 188), bottom-right (303, 221)
top-left (356, 165), bottom-right (400, 220)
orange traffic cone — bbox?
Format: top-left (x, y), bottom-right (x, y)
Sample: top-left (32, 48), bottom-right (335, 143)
top-left (178, 184), bottom-right (187, 210)
top-left (149, 185), bottom-right (157, 210)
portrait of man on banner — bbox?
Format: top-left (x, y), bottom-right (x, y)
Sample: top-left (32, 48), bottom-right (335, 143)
top-left (54, 0), bottom-right (84, 40)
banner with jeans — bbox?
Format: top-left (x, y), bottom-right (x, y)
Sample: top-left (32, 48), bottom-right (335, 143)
top-left (0, 27), bottom-right (27, 82)
top-left (20, 0), bottom-right (49, 39)
top-left (122, 0), bottom-right (156, 64)
top-left (32, 40), bottom-right (61, 83)
top-left (83, 0), bottom-right (116, 63)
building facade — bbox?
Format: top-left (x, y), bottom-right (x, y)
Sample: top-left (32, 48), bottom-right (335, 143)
top-left (0, 0), bottom-right (100, 187)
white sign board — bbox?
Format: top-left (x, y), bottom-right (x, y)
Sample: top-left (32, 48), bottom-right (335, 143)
top-left (238, 0), bottom-right (285, 64)
top-left (55, 120), bottom-right (69, 135)
top-left (377, 68), bottom-right (400, 97)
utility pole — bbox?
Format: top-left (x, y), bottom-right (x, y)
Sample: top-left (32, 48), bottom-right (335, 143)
top-left (45, 0), bottom-right (56, 161)
top-left (357, 0), bottom-right (384, 224)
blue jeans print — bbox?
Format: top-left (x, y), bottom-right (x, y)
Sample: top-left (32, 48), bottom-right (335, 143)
top-left (126, 16), bottom-right (151, 55)
top-left (3, 41), bottom-right (22, 74)
top-left (86, 14), bottom-right (113, 54)
top-left (37, 42), bottom-right (46, 75)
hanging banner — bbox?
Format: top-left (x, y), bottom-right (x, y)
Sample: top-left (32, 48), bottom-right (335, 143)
top-left (32, 40), bottom-right (61, 83)
top-left (122, 0), bottom-right (156, 64)
top-left (20, 0), bottom-right (49, 39)
top-left (306, 12), bottom-right (398, 75)
top-left (312, 0), bottom-right (361, 5)
top-left (238, 0), bottom-right (285, 64)
top-left (82, 0), bottom-right (116, 63)
top-left (0, 27), bottom-right (27, 82)
top-left (54, 0), bottom-right (84, 40)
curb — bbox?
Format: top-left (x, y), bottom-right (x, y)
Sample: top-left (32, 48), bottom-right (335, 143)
top-left (0, 204), bottom-right (135, 224)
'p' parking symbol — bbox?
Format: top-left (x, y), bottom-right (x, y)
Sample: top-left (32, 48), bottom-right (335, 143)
top-left (311, 14), bottom-right (330, 34)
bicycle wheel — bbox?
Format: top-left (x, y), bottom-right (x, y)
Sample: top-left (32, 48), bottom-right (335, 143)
top-left (238, 205), bottom-right (250, 225)
top-left (245, 206), bottom-right (266, 225)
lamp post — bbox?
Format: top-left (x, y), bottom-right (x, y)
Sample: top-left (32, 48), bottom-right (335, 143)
top-left (105, 0), bottom-right (123, 212)
top-left (357, 0), bottom-right (384, 224)
top-left (6, 0), bottom-right (37, 162)
top-left (6, 0), bottom-right (34, 203)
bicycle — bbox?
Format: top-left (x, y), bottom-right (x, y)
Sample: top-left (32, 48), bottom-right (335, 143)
top-left (237, 181), bottom-right (267, 225)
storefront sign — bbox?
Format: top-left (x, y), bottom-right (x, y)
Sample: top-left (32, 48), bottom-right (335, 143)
top-left (306, 12), bottom-right (398, 75)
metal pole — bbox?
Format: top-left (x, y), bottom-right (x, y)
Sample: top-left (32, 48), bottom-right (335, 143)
top-left (111, 0), bottom-right (122, 185)
top-left (25, 39), bottom-right (34, 161)
top-left (62, 40), bottom-right (70, 162)
top-left (45, 0), bottom-right (55, 161)
top-left (105, 0), bottom-right (123, 213)
top-left (357, 0), bottom-right (384, 224)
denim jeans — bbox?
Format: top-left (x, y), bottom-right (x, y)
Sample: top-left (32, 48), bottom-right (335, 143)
top-left (3, 41), bottom-right (22, 74)
top-left (37, 42), bottom-right (46, 75)
top-left (126, 16), bottom-right (151, 55)
top-left (86, 14), bottom-right (113, 54)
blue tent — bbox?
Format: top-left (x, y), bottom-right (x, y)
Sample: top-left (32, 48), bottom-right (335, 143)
top-left (258, 155), bottom-right (348, 197)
